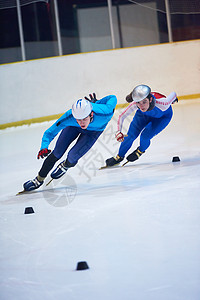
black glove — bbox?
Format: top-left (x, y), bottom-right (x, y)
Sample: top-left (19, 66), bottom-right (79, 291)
top-left (37, 148), bottom-right (51, 159)
top-left (85, 93), bottom-right (98, 103)
top-left (172, 97), bottom-right (178, 104)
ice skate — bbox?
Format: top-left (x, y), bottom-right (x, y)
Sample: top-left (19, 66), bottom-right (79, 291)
top-left (51, 161), bottom-right (69, 179)
top-left (126, 147), bottom-right (144, 162)
top-left (23, 177), bottom-right (43, 192)
top-left (106, 155), bottom-right (124, 167)
top-left (100, 155), bottom-right (124, 169)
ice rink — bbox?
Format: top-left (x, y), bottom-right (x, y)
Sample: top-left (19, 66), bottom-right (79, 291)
top-left (0, 99), bottom-right (200, 300)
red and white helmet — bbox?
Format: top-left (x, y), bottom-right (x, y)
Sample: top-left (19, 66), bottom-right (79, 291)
top-left (72, 99), bottom-right (93, 119)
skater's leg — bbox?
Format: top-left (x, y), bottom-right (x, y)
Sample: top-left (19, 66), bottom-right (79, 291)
top-left (139, 114), bottom-right (172, 152)
top-left (23, 127), bottom-right (80, 191)
top-left (51, 130), bottom-right (103, 179)
top-left (67, 130), bottom-right (103, 164)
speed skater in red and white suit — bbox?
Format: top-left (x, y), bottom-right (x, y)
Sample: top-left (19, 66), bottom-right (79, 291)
top-left (105, 84), bottom-right (178, 167)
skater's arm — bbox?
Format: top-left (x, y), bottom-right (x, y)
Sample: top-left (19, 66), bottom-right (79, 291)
top-left (92, 95), bottom-right (117, 116)
top-left (155, 92), bottom-right (177, 111)
top-left (117, 103), bottom-right (137, 132)
top-left (40, 111), bottom-right (72, 149)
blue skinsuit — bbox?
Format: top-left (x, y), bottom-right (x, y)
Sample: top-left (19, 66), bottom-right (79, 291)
top-left (41, 95), bottom-right (117, 164)
top-left (118, 105), bottom-right (173, 157)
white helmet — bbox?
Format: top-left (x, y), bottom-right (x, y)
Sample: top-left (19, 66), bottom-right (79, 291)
top-left (72, 99), bottom-right (93, 119)
top-left (132, 85), bottom-right (151, 102)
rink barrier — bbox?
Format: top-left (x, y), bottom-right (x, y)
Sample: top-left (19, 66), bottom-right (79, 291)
top-left (0, 93), bottom-right (199, 130)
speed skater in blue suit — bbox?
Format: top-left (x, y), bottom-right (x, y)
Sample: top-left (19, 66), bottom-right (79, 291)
top-left (105, 84), bottom-right (178, 167)
top-left (23, 93), bottom-right (117, 192)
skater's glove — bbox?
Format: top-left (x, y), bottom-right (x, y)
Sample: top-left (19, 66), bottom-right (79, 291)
top-left (85, 93), bottom-right (98, 103)
top-left (115, 131), bottom-right (125, 142)
top-left (37, 148), bottom-right (51, 159)
top-left (172, 97), bottom-right (178, 104)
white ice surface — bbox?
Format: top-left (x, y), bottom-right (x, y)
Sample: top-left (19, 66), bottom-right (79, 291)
top-left (0, 100), bottom-right (200, 300)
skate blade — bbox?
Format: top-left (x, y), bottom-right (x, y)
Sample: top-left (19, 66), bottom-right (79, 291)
top-left (99, 165), bottom-right (109, 170)
top-left (46, 178), bottom-right (54, 186)
top-left (122, 161), bottom-right (129, 167)
top-left (16, 190), bottom-right (27, 196)
top-left (99, 163), bottom-right (121, 170)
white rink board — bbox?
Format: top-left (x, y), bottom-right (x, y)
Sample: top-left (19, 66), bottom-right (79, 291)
top-left (0, 40), bottom-right (200, 124)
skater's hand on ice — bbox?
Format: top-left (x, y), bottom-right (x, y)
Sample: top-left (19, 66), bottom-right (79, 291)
top-left (115, 131), bottom-right (126, 142)
top-left (37, 148), bottom-right (51, 159)
top-left (85, 93), bottom-right (98, 103)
